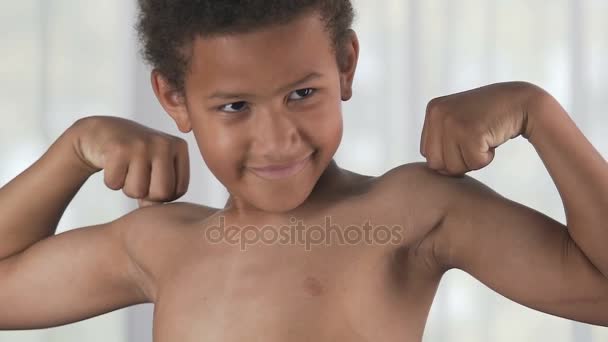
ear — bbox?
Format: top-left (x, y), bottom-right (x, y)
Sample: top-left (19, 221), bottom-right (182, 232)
top-left (339, 29), bottom-right (360, 101)
top-left (151, 70), bottom-right (192, 133)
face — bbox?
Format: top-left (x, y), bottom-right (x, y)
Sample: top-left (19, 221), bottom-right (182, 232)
top-left (153, 12), bottom-right (359, 213)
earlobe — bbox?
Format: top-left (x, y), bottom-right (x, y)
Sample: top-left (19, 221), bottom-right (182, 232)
top-left (341, 87), bottom-right (353, 101)
top-left (339, 29), bottom-right (360, 102)
top-left (151, 70), bottom-right (192, 133)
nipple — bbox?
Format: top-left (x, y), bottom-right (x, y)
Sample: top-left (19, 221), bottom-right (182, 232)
top-left (302, 276), bottom-right (324, 297)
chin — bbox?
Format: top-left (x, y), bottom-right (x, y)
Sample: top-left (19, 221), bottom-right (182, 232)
top-left (249, 186), bottom-right (312, 213)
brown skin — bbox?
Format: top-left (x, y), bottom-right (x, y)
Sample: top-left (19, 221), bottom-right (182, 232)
top-left (1, 10), bottom-right (608, 341)
top-left (152, 12), bottom-right (355, 214)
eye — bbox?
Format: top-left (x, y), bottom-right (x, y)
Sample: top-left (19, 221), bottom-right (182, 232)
top-left (288, 88), bottom-right (316, 101)
top-left (219, 101), bottom-right (248, 113)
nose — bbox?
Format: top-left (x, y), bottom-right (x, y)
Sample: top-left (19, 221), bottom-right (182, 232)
top-left (252, 109), bottom-right (303, 161)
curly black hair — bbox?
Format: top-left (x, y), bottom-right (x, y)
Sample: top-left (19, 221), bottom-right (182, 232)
top-left (136, 0), bottom-right (355, 94)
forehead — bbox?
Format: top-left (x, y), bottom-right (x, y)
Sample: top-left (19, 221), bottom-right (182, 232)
top-left (186, 13), bottom-right (337, 93)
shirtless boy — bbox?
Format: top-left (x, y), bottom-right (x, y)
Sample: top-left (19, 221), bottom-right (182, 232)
top-left (1, 1), bottom-right (607, 341)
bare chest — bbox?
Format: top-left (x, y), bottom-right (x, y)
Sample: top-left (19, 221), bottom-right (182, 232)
top-left (150, 213), bottom-right (441, 342)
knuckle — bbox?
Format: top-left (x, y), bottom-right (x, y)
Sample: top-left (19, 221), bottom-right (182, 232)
top-left (426, 98), bottom-right (445, 117)
top-left (153, 133), bottom-right (172, 145)
top-left (442, 112), bottom-right (465, 132)
top-left (107, 149), bottom-right (128, 165)
top-left (105, 141), bottom-right (124, 156)
top-left (153, 136), bottom-right (174, 154)
top-left (427, 97), bottom-right (440, 109)
top-left (173, 136), bottom-right (188, 149)
top-left (107, 145), bottom-right (129, 160)
top-left (443, 114), bottom-right (456, 127)
top-left (174, 140), bottom-right (189, 156)
top-left (131, 139), bottom-right (149, 154)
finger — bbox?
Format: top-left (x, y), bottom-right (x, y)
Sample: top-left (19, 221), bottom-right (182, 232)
top-left (458, 142), bottom-right (475, 172)
top-left (420, 107), bottom-right (431, 157)
top-left (425, 115), bottom-right (445, 170)
top-left (482, 146), bottom-right (496, 168)
top-left (480, 132), bottom-right (497, 166)
top-left (174, 141), bottom-right (190, 198)
top-left (123, 159), bottom-right (151, 199)
top-left (460, 139), bottom-right (485, 171)
top-left (148, 156), bottom-right (176, 202)
top-left (103, 156), bottom-right (128, 190)
top-left (443, 135), bottom-right (467, 175)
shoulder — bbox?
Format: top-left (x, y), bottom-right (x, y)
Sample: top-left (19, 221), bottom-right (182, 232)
top-left (110, 201), bottom-right (219, 301)
top-left (374, 161), bottom-right (497, 206)
top-left (116, 200), bottom-right (219, 250)
top-left (370, 162), bottom-right (500, 273)
top-left (369, 162), bottom-right (453, 210)
top-left (111, 201), bottom-right (218, 247)
top-left (115, 202), bottom-right (218, 230)
top-left (376, 161), bottom-right (442, 186)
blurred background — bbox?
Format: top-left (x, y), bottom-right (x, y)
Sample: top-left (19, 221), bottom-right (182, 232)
top-left (1, 0), bottom-right (607, 341)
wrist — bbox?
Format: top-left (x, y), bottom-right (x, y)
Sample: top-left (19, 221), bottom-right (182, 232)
top-left (520, 83), bottom-right (557, 142)
top-left (54, 117), bottom-right (102, 177)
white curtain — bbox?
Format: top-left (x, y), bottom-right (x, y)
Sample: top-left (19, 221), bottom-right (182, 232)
top-left (344, 1), bottom-right (608, 341)
top-left (0, 0), bottom-right (137, 341)
top-left (1, 0), bottom-right (607, 341)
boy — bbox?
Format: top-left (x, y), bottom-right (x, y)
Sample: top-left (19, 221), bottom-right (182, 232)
top-left (1, 0), bottom-right (607, 341)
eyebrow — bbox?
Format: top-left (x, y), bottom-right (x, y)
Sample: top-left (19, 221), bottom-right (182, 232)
top-left (207, 72), bottom-right (323, 100)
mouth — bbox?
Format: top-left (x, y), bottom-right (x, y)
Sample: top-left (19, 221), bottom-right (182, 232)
top-left (248, 151), bottom-right (315, 181)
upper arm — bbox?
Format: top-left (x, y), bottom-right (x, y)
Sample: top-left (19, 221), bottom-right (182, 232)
top-left (0, 210), bottom-right (151, 330)
top-left (433, 174), bottom-right (608, 326)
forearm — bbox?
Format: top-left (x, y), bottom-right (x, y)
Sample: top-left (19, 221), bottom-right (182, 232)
top-left (526, 89), bottom-right (608, 278)
top-left (0, 121), bottom-right (96, 260)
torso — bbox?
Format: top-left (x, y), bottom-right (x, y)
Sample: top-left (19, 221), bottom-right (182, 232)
top-left (134, 162), bottom-right (449, 342)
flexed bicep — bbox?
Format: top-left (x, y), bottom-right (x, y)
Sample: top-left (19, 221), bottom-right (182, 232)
top-left (0, 215), bottom-right (150, 330)
top-left (433, 175), bottom-right (608, 326)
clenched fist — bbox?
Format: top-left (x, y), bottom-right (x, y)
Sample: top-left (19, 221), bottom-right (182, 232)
top-left (70, 115), bottom-right (190, 207)
top-left (420, 81), bottom-right (544, 176)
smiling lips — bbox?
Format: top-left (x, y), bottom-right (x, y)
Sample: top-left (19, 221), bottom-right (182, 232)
top-left (248, 152), bottom-right (314, 180)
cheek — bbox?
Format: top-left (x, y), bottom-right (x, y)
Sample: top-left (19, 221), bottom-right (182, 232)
top-left (308, 99), bottom-right (343, 152)
top-left (319, 113), bottom-right (342, 150)
top-left (192, 120), bottom-right (245, 183)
